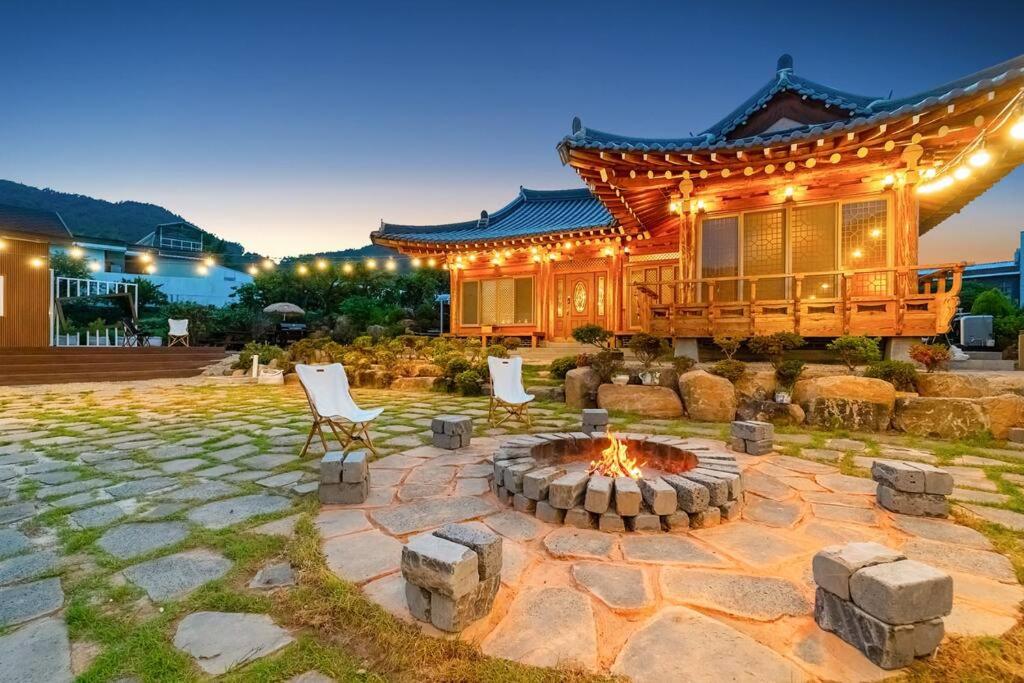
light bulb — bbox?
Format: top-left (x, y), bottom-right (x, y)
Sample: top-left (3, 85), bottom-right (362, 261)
top-left (427, 257), bottom-right (437, 268)
top-left (196, 264), bottom-right (209, 275)
top-left (88, 261), bottom-right (102, 272)
top-left (385, 259), bottom-right (396, 271)
top-left (852, 248), bottom-right (863, 259)
top-left (411, 257), bottom-right (421, 268)
top-left (784, 185), bottom-right (795, 198)
top-left (145, 264), bottom-right (157, 275)
top-left (1012, 117), bottom-right (1024, 140)
top-left (203, 256), bottom-right (215, 267)
top-left (29, 257), bottom-right (45, 268)
top-left (262, 259), bottom-right (275, 270)
top-left (247, 266), bottom-right (258, 276)
top-left (953, 166), bottom-right (971, 181)
top-left (297, 264), bottom-right (308, 275)
top-left (69, 246), bottom-right (84, 259)
top-left (139, 252), bottom-right (152, 263)
top-left (316, 259), bottom-right (328, 270)
top-left (968, 149), bottom-right (991, 167)
top-left (366, 258), bottom-right (377, 270)
top-left (342, 263), bottom-right (353, 274)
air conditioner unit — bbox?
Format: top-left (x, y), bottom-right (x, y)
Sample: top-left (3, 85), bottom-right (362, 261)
top-left (960, 315), bottom-right (995, 347)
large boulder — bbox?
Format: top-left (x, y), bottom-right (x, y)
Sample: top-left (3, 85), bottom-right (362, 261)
top-left (985, 374), bottom-right (1024, 397)
top-left (390, 376), bottom-right (439, 393)
top-left (893, 397), bottom-right (988, 439)
top-left (678, 370), bottom-right (737, 422)
top-left (527, 385), bottom-right (566, 403)
top-left (733, 369), bottom-right (776, 401)
top-left (565, 367), bottom-right (601, 409)
top-left (736, 399), bottom-right (805, 426)
top-left (979, 394), bottom-right (1024, 439)
top-left (657, 368), bottom-right (681, 395)
top-left (793, 376), bottom-right (895, 432)
top-left (412, 363), bottom-right (443, 378)
top-left (597, 384), bottom-right (683, 418)
top-left (914, 372), bottom-right (994, 398)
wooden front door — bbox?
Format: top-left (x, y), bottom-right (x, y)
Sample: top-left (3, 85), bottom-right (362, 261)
top-left (554, 271), bottom-right (606, 340)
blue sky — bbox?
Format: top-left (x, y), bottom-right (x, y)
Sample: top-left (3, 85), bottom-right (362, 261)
top-left (2, 0), bottom-right (1022, 262)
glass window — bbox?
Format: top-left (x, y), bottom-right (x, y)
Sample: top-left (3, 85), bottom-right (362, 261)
top-left (461, 280), bottom-right (479, 325)
top-left (556, 278), bottom-right (564, 318)
top-left (701, 216), bottom-right (739, 301)
top-left (743, 209), bottom-right (786, 299)
top-left (791, 203), bottom-right (837, 298)
top-left (596, 276), bottom-right (606, 316)
top-left (462, 277), bottom-right (534, 326)
top-left (513, 277), bottom-right (533, 324)
top-left (842, 200), bottom-right (889, 295)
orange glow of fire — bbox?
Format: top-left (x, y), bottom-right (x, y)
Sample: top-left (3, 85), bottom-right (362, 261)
top-left (588, 432), bottom-right (644, 479)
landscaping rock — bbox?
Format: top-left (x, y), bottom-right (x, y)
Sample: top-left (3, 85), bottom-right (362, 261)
top-left (812, 542), bottom-right (906, 600)
top-left (433, 523), bottom-right (502, 580)
top-left (893, 396), bottom-right (987, 439)
top-left (662, 474), bottom-right (710, 512)
top-left (249, 562), bottom-right (296, 590)
top-left (430, 575), bottom-right (500, 631)
top-left (122, 549), bottom-right (231, 601)
top-left (849, 559), bottom-right (953, 625)
top-left (401, 534), bottom-right (479, 599)
top-left (564, 367), bottom-right (600, 409)
top-left (173, 611), bottom-right (294, 675)
top-left (678, 370), bottom-right (737, 422)
top-left (547, 471), bottom-right (589, 509)
top-left (979, 394), bottom-right (1024, 439)
top-left (390, 376), bottom-right (439, 392)
top-left (639, 477), bottom-right (676, 515)
top-left (613, 477), bottom-right (641, 516)
top-left (596, 384), bottom-right (683, 418)
top-left (734, 369), bottom-right (778, 402)
top-left (914, 372), bottom-right (994, 398)
top-left (526, 385), bottom-right (565, 402)
top-left (794, 376), bottom-right (895, 432)
top-left (736, 399), bottom-right (804, 426)
top-left (876, 485), bottom-right (949, 517)
top-left (584, 475), bottom-right (613, 513)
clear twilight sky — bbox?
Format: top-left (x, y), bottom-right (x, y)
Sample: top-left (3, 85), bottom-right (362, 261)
top-left (2, 1), bottom-right (1023, 261)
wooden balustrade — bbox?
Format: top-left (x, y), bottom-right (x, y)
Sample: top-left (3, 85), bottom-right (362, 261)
top-left (635, 262), bottom-right (965, 338)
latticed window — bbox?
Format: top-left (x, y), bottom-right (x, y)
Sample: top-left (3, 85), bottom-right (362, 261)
top-left (743, 209), bottom-right (786, 300)
top-left (461, 281), bottom-right (479, 325)
top-left (596, 276), bottom-right (606, 316)
top-left (462, 277), bottom-right (534, 325)
top-left (842, 200), bottom-right (889, 295)
top-left (791, 203), bottom-right (837, 298)
top-left (701, 216), bottom-right (739, 301)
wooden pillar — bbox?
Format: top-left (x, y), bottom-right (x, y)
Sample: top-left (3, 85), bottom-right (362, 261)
top-left (893, 181), bottom-right (919, 301)
top-left (448, 264), bottom-right (459, 336)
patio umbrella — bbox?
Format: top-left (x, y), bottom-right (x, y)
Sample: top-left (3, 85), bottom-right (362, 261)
top-left (263, 302), bottom-right (305, 320)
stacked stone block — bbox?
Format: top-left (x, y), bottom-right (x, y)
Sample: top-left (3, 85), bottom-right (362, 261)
top-left (318, 450), bottom-right (369, 504)
top-left (401, 523), bottom-right (502, 632)
top-left (431, 415), bottom-right (473, 450)
top-left (491, 432), bottom-right (743, 532)
top-left (581, 409), bottom-right (609, 435)
top-left (729, 420), bottom-right (774, 455)
top-left (871, 460), bottom-right (953, 517)
top-left (813, 542), bottom-right (952, 669)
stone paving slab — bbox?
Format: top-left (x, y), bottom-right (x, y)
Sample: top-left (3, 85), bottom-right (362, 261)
top-left (96, 522), bottom-right (188, 560)
top-left (660, 568), bottom-right (810, 620)
top-left (0, 551), bottom-right (59, 586)
top-left (572, 562), bottom-right (652, 611)
top-left (0, 616), bottom-right (73, 683)
top-left (620, 535), bottom-right (728, 566)
top-left (370, 496), bottom-right (497, 535)
top-left (481, 587), bottom-right (597, 669)
top-left (0, 577), bottom-right (64, 627)
top-left (122, 549), bottom-right (232, 601)
top-left (173, 611), bottom-right (294, 675)
top-left (0, 529), bottom-right (32, 559)
top-left (187, 494), bottom-right (291, 529)
top-left (323, 529), bottom-right (402, 584)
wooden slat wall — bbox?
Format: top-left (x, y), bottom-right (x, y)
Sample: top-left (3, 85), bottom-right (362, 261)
top-left (0, 238), bottom-right (50, 347)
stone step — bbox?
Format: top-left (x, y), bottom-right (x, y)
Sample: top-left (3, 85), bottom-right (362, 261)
top-left (950, 359), bottom-right (1017, 371)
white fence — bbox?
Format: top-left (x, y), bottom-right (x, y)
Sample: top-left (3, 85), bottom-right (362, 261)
top-left (50, 274), bottom-right (139, 347)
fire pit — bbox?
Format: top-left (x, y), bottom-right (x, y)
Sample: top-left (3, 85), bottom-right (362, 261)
top-left (491, 432), bottom-right (743, 532)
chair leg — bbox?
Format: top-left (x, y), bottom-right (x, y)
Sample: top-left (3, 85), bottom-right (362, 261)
top-left (357, 423), bottom-right (378, 456)
top-left (300, 421), bottom-right (319, 457)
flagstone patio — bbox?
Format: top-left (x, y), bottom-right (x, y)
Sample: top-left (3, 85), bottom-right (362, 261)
top-left (0, 377), bottom-right (1021, 680)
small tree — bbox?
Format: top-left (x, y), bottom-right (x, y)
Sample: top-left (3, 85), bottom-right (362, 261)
top-left (971, 289), bottom-right (1016, 318)
top-left (747, 332), bottom-right (805, 369)
top-left (50, 252), bottom-right (92, 280)
top-left (909, 343), bottom-right (951, 373)
top-left (628, 333), bottom-right (670, 371)
top-left (572, 324), bottom-right (613, 350)
top-left (589, 349), bottom-right (624, 383)
top-left (712, 334), bottom-right (745, 360)
top-left (775, 359), bottom-right (805, 390)
top-left (826, 335), bottom-right (881, 371)
top-left (864, 360), bottom-right (918, 391)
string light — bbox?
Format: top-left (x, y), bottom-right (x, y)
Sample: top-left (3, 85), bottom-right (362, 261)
top-left (262, 259), bottom-right (275, 270)
top-left (366, 258), bottom-right (377, 270)
top-left (145, 264), bottom-right (157, 275)
top-left (411, 257), bottom-right (421, 268)
top-left (0, 239), bottom-right (5, 250)
top-left (953, 166), bottom-right (971, 181)
top-left (203, 256), bottom-right (216, 267)
top-left (385, 259), bottom-right (397, 271)
top-left (342, 263), bottom-right (354, 274)
top-left (316, 259), bottom-right (328, 270)
top-left (1012, 115), bottom-right (1024, 140)
top-left (139, 252), bottom-right (153, 264)
top-left (196, 264), bottom-right (209, 275)
top-left (851, 248), bottom-right (863, 259)
top-left (29, 256), bottom-right (45, 268)
top-left (297, 264), bottom-right (309, 275)
top-left (69, 246), bottom-right (84, 259)
top-left (88, 261), bottom-right (102, 272)
top-left (247, 265), bottom-right (258, 276)
top-left (783, 185), bottom-right (795, 199)
top-left (427, 257), bottom-right (437, 268)
top-left (968, 148), bottom-right (991, 167)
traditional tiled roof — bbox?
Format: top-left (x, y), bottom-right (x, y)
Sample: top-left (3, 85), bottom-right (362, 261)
top-left (372, 187), bottom-right (615, 246)
top-left (0, 203), bottom-right (73, 243)
top-left (559, 54), bottom-right (1024, 154)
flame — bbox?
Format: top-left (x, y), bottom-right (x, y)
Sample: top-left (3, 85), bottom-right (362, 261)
top-left (588, 432), bottom-right (644, 479)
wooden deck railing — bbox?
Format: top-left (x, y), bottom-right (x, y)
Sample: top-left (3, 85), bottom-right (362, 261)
top-left (634, 263), bottom-right (965, 338)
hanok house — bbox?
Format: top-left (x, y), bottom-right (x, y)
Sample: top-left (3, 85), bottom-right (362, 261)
top-left (372, 54), bottom-right (1024, 356)
top-left (0, 204), bottom-right (72, 347)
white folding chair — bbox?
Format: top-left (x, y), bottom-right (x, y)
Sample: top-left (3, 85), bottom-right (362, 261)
top-left (296, 363), bottom-right (383, 456)
top-left (167, 319), bottom-right (190, 347)
top-left (488, 356), bottom-right (535, 427)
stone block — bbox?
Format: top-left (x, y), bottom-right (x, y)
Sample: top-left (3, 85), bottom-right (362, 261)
top-left (598, 512), bottom-right (626, 532)
top-left (639, 477), bottom-right (677, 516)
top-left (744, 438), bottom-right (774, 456)
top-left (429, 575), bottom-right (499, 632)
top-left (522, 466), bottom-right (566, 501)
top-left (564, 506), bottom-right (595, 529)
top-left (815, 586), bottom-right (936, 669)
top-left (432, 433), bottom-right (466, 450)
top-left (405, 581), bottom-right (432, 621)
top-left (548, 471), bottom-right (590, 509)
top-left (876, 485), bottom-right (948, 517)
top-left (701, 506), bottom-right (721, 527)
top-left (1008, 427), bottom-right (1024, 444)
top-left (342, 451), bottom-right (368, 483)
top-left (401, 534), bottom-right (479, 599)
top-left (692, 467), bottom-right (742, 500)
top-left (849, 559), bottom-right (953, 625)
top-left (503, 462), bottom-right (536, 493)
top-left (584, 475), bottom-right (613, 514)
top-left (662, 474), bottom-right (710, 513)
top-left (910, 462), bottom-right (954, 496)
top-left (431, 415), bottom-right (473, 436)
top-left (729, 436), bottom-right (747, 453)
top-left (680, 471), bottom-right (728, 506)
top-left (535, 500), bottom-right (566, 525)
top-left (320, 451), bottom-right (344, 483)
top-left (614, 477), bottom-right (642, 516)
top-left (812, 542), bottom-right (906, 600)
top-left (632, 513), bottom-right (661, 531)
top-left (719, 499), bottom-right (742, 521)
top-left (871, 460), bottom-right (925, 493)
top-left (318, 479), bottom-right (369, 505)
top-left (731, 420), bottom-right (773, 441)
top-left (662, 512), bottom-right (689, 530)
top-left (581, 408), bottom-right (609, 426)
top-left (497, 486), bottom-right (512, 505)
top-left (512, 493), bottom-right (536, 513)
top-left (433, 523), bottom-right (502, 581)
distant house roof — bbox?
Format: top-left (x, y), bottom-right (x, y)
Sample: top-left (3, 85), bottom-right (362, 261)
top-left (558, 54), bottom-right (1024, 154)
top-left (0, 203), bottom-right (73, 243)
top-left (372, 187), bottom-right (616, 248)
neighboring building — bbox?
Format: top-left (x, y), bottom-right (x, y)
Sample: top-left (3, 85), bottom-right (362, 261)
top-left (0, 204), bottom-right (72, 347)
top-left (962, 230), bottom-right (1024, 304)
top-left (374, 54), bottom-right (1024, 348)
top-left (52, 219), bottom-right (252, 306)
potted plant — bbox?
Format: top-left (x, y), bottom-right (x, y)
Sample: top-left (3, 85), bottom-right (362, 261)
top-left (774, 359), bottom-right (805, 403)
top-left (628, 333), bottom-right (671, 385)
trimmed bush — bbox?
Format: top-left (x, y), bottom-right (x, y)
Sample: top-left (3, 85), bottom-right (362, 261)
top-left (826, 335), bottom-right (881, 370)
top-left (712, 334), bottom-right (745, 360)
top-left (486, 344), bottom-right (509, 359)
top-left (671, 356), bottom-right (696, 374)
top-left (775, 359), bottom-right (805, 389)
top-left (549, 356), bottom-right (578, 380)
top-left (590, 349), bottom-right (624, 384)
top-left (628, 333), bottom-right (670, 370)
top-left (572, 323), bottom-right (613, 349)
top-left (500, 336), bottom-right (522, 352)
top-left (909, 343), bottom-right (952, 373)
top-left (710, 359), bottom-right (747, 383)
top-left (747, 332), bottom-right (805, 368)
top-left (454, 369), bottom-right (484, 396)
top-left (864, 360), bottom-right (918, 391)
top-left (235, 342), bottom-right (285, 370)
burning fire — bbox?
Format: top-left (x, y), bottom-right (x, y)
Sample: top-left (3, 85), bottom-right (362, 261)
top-left (588, 432), bottom-right (645, 479)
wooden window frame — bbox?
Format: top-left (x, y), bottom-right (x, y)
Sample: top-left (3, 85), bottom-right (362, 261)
top-left (459, 275), bottom-right (535, 327)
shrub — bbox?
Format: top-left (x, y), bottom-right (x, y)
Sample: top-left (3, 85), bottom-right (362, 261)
top-left (286, 335), bottom-right (346, 366)
top-left (712, 334), bottom-right (745, 360)
top-left (775, 359), bottom-right (805, 389)
top-left (352, 335), bottom-right (374, 350)
top-left (826, 335), bottom-right (881, 371)
top-left (671, 356), bottom-right (696, 374)
top-left (864, 360), bottom-right (918, 391)
top-left (235, 342), bottom-right (284, 370)
top-left (628, 333), bottom-right (670, 370)
top-left (909, 343), bottom-right (951, 373)
top-left (994, 313), bottom-right (1024, 350)
top-left (441, 355), bottom-right (472, 384)
top-left (589, 350), bottom-right (624, 384)
top-left (486, 344), bottom-right (509, 359)
top-left (572, 324), bottom-right (613, 350)
top-left (500, 336), bottom-right (522, 352)
top-left (710, 359), bottom-right (747, 383)
top-left (971, 289), bottom-right (1016, 318)
top-left (454, 369), bottom-right (484, 396)
top-left (342, 350), bottom-right (371, 372)
top-left (549, 356), bottom-right (578, 380)
top-left (747, 332), bottom-right (805, 368)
